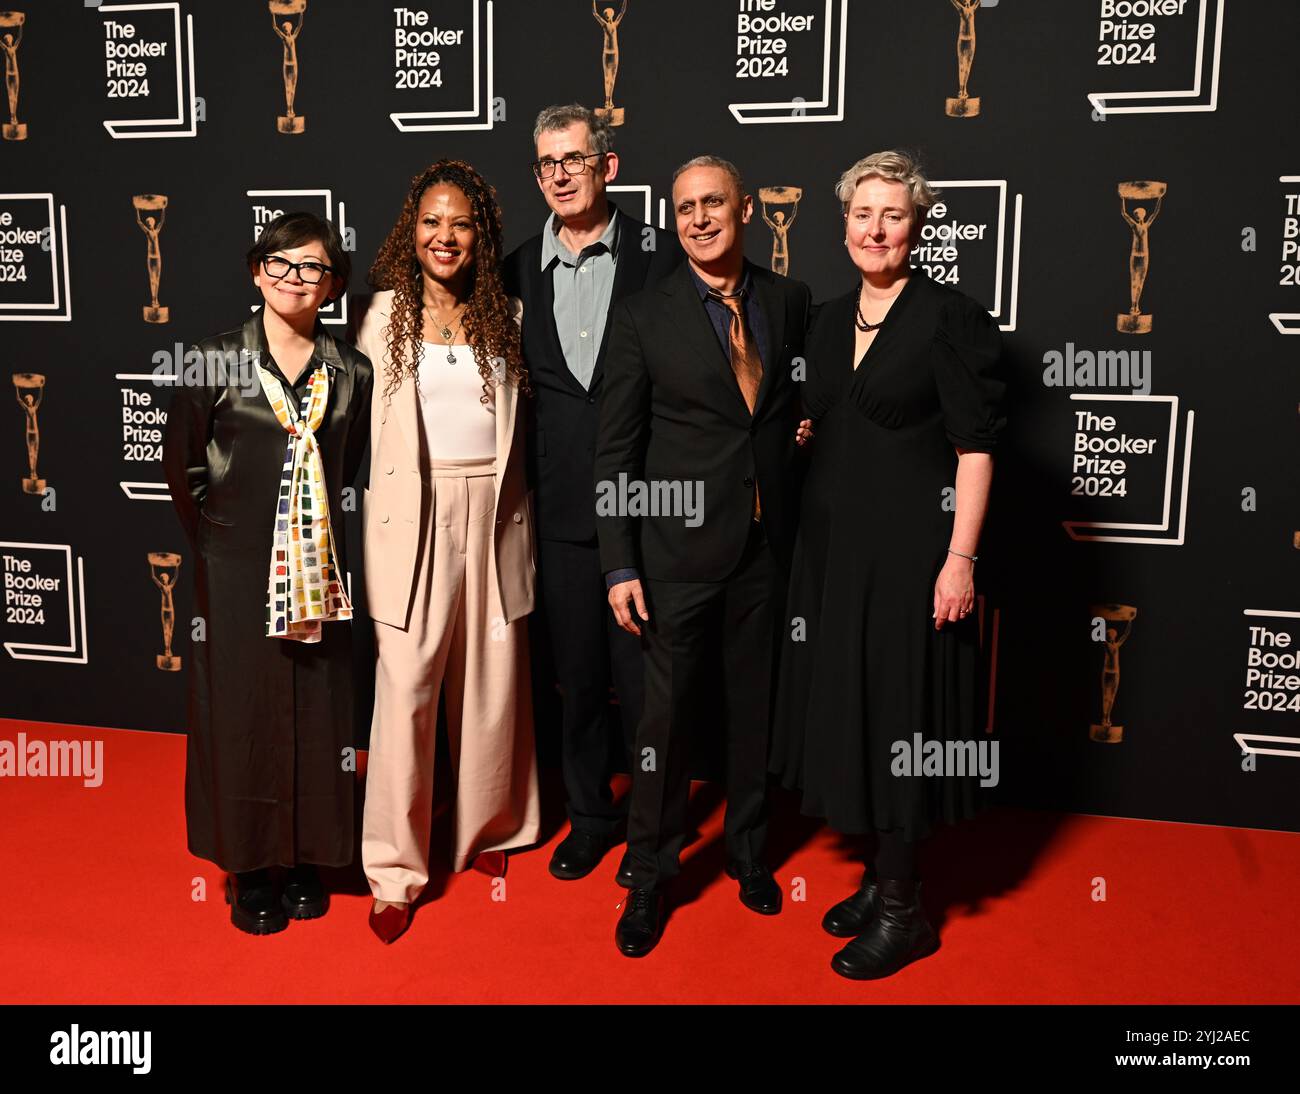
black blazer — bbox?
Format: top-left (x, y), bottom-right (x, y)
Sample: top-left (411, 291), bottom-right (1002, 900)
top-left (503, 208), bottom-right (683, 543)
top-left (595, 261), bottom-right (812, 583)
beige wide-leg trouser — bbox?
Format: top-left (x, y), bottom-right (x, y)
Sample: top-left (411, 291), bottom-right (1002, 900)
top-left (363, 456), bottom-right (540, 904)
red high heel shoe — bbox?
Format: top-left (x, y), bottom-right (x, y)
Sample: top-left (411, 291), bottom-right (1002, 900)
top-left (471, 851), bottom-right (507, 878)
top-left (368, 900), bottom-right (411, 945)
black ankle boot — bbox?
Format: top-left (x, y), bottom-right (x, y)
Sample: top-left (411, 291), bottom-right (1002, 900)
top-left (225, 868), bottom-right (288, 935)
top-left (821, 867), bottom-right (881, 938)
top-left (830, 878), bottom-right (937, 980)
top-left (282, 864), bottom-right (328, 920)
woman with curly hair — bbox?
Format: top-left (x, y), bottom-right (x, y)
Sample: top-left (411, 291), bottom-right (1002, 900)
top-left (356, 160), bottom-right (540, 944)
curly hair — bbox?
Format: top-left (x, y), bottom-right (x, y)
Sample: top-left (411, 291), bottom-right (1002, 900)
top-left (368, 159), bottom-right (528, 404)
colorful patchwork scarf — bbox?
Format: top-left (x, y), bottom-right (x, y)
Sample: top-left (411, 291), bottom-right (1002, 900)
top-left (258, 361), bottom-right (353, 643)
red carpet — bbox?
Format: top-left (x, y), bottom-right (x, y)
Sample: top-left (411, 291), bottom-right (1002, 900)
top-left (2, 718), bottom-right (1297, 1004)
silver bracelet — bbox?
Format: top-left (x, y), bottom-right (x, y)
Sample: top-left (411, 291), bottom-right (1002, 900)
top-left (947, 548), bottom-right (978, 562)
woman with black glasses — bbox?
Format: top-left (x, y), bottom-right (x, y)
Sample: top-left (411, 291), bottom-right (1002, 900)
top-left (163, 212), bottom-right (373, 935)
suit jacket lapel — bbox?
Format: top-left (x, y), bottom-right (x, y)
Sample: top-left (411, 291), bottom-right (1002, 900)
top-left (666, 265), bottom-right (751, 418)
top-left (751, 270), bottom-right (786, 420)
top-left (394, 359), bottom-right (421, 466)
top-left (494, 375), bottom-right (518, 509)
top-left (538, 239), bottom-right (590, 398)
top-left (591, 215), bottom-right (652, 390)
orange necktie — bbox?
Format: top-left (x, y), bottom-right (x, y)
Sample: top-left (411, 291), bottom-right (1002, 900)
top-left (708, 289), bottom-right (763, 520)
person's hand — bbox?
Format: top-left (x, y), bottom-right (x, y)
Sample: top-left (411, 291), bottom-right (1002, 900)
top-left (795, 418), bottom-right (815, 447)
top-left (933, 555), bottom-right (974, 631)
top-left (608, 578), bottom-right (649, 636)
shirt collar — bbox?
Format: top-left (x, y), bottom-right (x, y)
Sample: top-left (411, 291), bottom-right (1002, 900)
top-left (540, 205), bottom-right (621, 270)
top-left (690, 260), bottom-right (753, 302)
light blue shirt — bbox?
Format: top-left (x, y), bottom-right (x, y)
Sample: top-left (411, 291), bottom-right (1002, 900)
top-left (540, 208), bottom-right (620, 390)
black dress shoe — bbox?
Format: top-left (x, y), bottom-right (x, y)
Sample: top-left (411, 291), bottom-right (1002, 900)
top-left (615, 888), bottom-right (665, 957)
top-left (822, 867), bottom-right (881, 937)
top-left (725, 860), bottom-right (782, 915)
top-left (225, 869), bottom-right (288, 935)
top-left (281, 864), bottom-right (328, 920)
top-left (549, 829), bottom-right (612, 880)
top-left (830, 879), bottom-right (939, 980)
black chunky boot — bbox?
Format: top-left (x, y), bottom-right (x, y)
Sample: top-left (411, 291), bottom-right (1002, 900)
top-left (821, 867), bottom-right (881, 938)
top-left (830, 878), bottom-right (938, 980)
top-left (225, 869), bottom-right (288, 935)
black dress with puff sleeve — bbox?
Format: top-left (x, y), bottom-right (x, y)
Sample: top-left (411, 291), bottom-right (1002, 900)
top-left (770, 268), bottom-right (1006, 839)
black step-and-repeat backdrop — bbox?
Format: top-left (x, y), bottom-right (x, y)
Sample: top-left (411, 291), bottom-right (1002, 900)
top-left (2, 1), bottom-right (1297, 832)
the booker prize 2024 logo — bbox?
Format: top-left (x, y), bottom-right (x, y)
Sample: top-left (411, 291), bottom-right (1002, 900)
top-left (730, 0), bottom-right (849, 124)
top-left (913, 179), bottom-right (1023, 332)
top-left (1048, 183), bottom-right (1192, 546)
top-left (1088, 0), bottom-right (1223, 117)
top-left (1, 542), bottom-right (88, 665)
top-left (1234, 610), bottom-right (1300, 762)
top-left (1269, 176), bottom-right (1300, 335)
top-left (0, 193), bottom-right (72, 323)
top-left (99, 3), bottom-right (200, 139)
top-left (390, 2), bottom-right (497, 133)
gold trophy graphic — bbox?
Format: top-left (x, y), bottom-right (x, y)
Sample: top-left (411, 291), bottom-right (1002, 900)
top-left (0, 11), bottom-right (25, 140)
top-left (1116, 181), bottom-right (1164, 334)
top-left (592, 1), bottom-right (627, 126)
top-left (133, 194), bottom-right (169, 324)
top-left (270, 0), bottom-right (306, 133)
top-left (1090, 604), bottom-right (1135, 744)
top-left (759, 186), bottom-right (802, 277)
top-left (148, 552), bottom-right (183, 671)
top-left (945, 0), bottom-right (980, 118)
top-left (13, 372), bottom-right (45, 494)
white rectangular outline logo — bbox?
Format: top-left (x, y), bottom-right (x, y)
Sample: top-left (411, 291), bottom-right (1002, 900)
top-left (0, 542), bottom-right (89, 664)
top-left (924, 179), bottom-right (1023, 331)
top-left (390, 0), bottom-right (495, 132)
top-left (0, 195), bottom-right (72, 322)
top-left (1268, 175), bottom-right (1300, 334)
top-left (99, 2), bottom-right (199, 139)
top-left (1234, 608), bottom-right (1300, 759)
top-left (729, 0), bottom-right (848, 124)
top-left (1087, 0), bottom-right (1224, 117)
top-left (1062, 393), bottom-right (1194, 546)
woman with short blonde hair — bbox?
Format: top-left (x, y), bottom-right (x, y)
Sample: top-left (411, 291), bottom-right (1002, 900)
top-left (773, 151), bottom-right (1007, 980)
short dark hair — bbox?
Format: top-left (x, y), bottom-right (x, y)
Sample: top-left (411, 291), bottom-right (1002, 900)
top-left (533, 103), bottom-right (614, 155)
top-left (246, 211), bottom-right (350, 295)
top-left (672, 155), bottom-right (746, 201)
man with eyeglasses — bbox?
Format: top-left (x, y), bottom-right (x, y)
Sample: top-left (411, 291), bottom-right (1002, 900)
top-left (503, 104), bottom-right (682, 883)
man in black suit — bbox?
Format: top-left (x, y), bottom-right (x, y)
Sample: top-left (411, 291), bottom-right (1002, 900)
top-left (503, 104), bottom-right (683, 880)
top-left (595, 155), bottom-right (812, 956)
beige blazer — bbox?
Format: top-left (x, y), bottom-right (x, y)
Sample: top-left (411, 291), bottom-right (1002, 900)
top-left (355, 289), bottom-right (536, 628)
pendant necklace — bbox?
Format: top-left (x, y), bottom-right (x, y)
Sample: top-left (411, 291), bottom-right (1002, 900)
top-left (424, 302), bottom-right (465, 364)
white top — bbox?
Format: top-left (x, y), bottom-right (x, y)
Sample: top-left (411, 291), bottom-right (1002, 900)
top-left (415, 340), bottom-right (496, 461)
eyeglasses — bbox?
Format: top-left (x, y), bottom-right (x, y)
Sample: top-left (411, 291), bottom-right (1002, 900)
top-left (261, 255), bottom-right (333, 284)
top-left (531, 152), bottom-right (606, 180)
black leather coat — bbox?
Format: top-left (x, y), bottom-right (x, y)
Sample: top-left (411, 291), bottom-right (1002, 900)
top-left (162, 309), bottom-right (372, 872)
